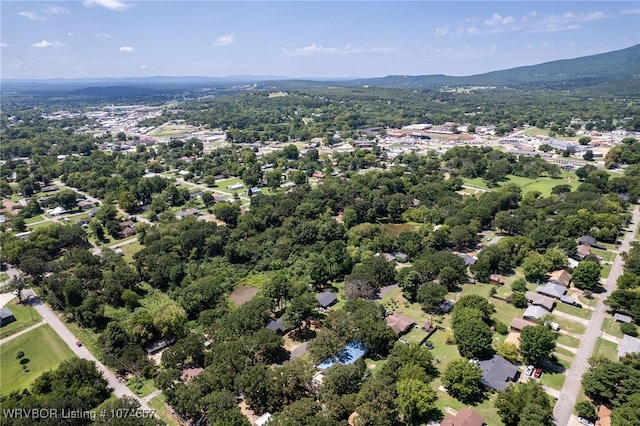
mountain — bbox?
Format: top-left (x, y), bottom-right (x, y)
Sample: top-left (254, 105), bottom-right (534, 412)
top-left (345, 44), bottom-right (640, 92)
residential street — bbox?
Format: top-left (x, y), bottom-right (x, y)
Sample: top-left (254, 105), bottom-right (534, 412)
top-left (21, 289), bottom-right (156, 415)
top-left (553, 205), bottom-right (640, 426)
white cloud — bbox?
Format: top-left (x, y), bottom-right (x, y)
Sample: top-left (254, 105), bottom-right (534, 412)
top-left (622, 8), bottom-right (640, 15)
top-left (215, 35), bottom-right (235, 46)
top-left (94, 33), bottom-right (111, 38)
top-left (67, 32), bottom-right (75, 37)
top-left (434, 25), bottom-right (451, 37)
top-left (485, 13), bottom-right (514, 27)
top-left (84, 0), bottom-right (129, 11)
top-left (119, 46), bottom-right (135, 53)
top-left (525, 10), bottom-right (608, 33)
top-left (287, 43), bottom-right (395, 56)
top-left (19, 5), bottom-right (69, 21)
top-left (140, 65), bottom-right (147, 69)
top-left (7, 61), bottom-right (23, 69)
top-left (31, 40), bottom-right (62, 48)
top-left (0, 43), bottom-right (8, 48)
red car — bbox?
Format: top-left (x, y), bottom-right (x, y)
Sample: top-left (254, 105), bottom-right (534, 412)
top-left (75, 341), bottom-right (82, 347)
top-left (534, 368), bottom-right (542, 379)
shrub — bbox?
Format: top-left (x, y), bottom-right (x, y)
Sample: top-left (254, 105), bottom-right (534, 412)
top-left (511, 278), bottom-right (528, 293)
top-left (620, 322), bottom-right (638, 337)
top-left (494, 320), bottom-right (508, 335)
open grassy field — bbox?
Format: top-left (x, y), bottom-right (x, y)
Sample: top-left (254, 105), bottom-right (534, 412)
top-left (551, 315), bottom-right (586, 335)
top-left (522, 127), bottom-right (550, 137)
top-left (382, 222), bottom-right (420, 237)
top-left (592, 337), bottom-right (619, 361)
top-left (557, 333), bottom-right (581, 349)
top-left (24, 215), bottom-right (44, 224)
top-left (0, 300), bottom-right (42, 339)
top-left (127, 377), bottom-right (157, 398)
top-left (118, 239), bottom-right (143, 264)
top-left (149, 393), bottom-right (180, 426)
top-left (464, 172), bottom-right (580, 197)
top-left (0, 324), bottom-right (75, 395)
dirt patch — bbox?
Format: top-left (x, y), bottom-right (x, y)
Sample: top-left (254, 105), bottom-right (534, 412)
top-left (238, 398), bottom-right (259, 424)
top-left (229, 286), bottom-right (258, 306)
top-left (505, 331), bottom-right (521, 348)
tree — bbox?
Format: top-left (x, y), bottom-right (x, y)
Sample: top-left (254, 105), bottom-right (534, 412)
top-left (573, 261), bottom-right (602, 290)
top-left (579, 136), bottom-right (592, 145)
top-left (441, 358), bottom-right (483, 403)
top-left (344, 273), bottom-right (377, 300)
top-left (611, 393), bottom-right (640, 426)
top-left (495, 381), bottom-right (554, 426)
top-left (416, 282), bottom-right (447, 313)
top-left (583, 150), bottom-right (594, 161)
top-left (212, 202), bottom-right (240, 227)
top-left (522, 254), bottom-right (552, 282)
top-left (452, 294), bottom-right (494, 324)
top-left (395, 378), bottom-right (437, 424)
top-left (510, 291), bottom-right (528, 308)
top-left (519, 325), bottom-right (557, 365)
top-left (575, 401), bottom-right (597, 421)
top-left (56, 189), bottom-right (78, 211)
top-left (307, 329), bottom-right (347, 365)
top-left (453, 314), bottom-right (494, 359)
top-left (496, 342), bottom-right (520, 363)
top-left (8, 274), bottom-right (28, 303)
top-left (320, 363), bottom-right (365, 399)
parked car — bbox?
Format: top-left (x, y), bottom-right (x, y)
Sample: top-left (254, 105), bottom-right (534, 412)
top-left (439, 301), bottom-right (454, 313)
top-left (75, 341), bottom-right (82, 347)
top-left (578, 417), bottom-right (594, 426)
top-left (534, 368), bottom-right (543, 379)
top-left (525, 365), bottom-right (535, 376)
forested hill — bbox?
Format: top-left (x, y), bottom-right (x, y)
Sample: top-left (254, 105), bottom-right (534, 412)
top-left (345, 44), bottom-right (640, 93)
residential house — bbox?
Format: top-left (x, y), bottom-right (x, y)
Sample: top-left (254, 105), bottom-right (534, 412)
top-left (312, 171), bottom-right (325, 179)
top-left (575, 244), bottom-right (593, 260)
top-left (525, 291), bottom-right (555, 311)
top-left (226, 183), bottom-right (244, 190)
top-left (175, 208), bottom-right (202, 220)
top-left (596, 405), bottom-right (612, 426)
top-left (478, 355), bottom-right (519, 391)
top-left (614, 313), bottom-right (633, 323)
top-left (617, 334), bottom-right (640, 359)
top-left (523, 305), bottom-right (551, 322)
top-left (490, 274), bottom-right (504, 284)
top-left (119, 220), bottom-right (136, 237)
top-left (440, 408), bottom-right (485, 426)
top-left (316, 292), bottom-right (338, 309)
top-left (457, 253), bottom-right (477, 266)
top-left (144, 338), bottom-right (176, 355)
top-left (579, 235), bottom-right (599, 247)
top-left (510, 317), bottom-right (535, 331)
top-left (0, 307), bottom-right (16, 327)
top-left (384, 313), bottom-right (415, 336)
top-left (265, 317), bottom-right (291, 335)
top-left (536, 283), bottom-right (567, 299)
top-left (254, 413), bottom-right (272, 426)
top-left (548, 270), bottom-right (572, 287)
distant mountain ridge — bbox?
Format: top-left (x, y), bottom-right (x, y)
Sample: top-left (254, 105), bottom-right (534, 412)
top-left (2, 44), bottom-right (638, 97)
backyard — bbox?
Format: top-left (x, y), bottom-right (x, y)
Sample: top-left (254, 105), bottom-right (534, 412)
top-left (0, 299), bottom-right (42, 339)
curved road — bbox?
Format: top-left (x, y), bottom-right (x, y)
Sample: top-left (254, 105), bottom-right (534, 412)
top-left (553, 205), bottom-right (640, 426)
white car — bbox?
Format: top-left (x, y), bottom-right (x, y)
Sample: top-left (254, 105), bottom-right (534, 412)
top-left (577, 417), bottom-right (594, 426)
top-left (525, 365), bottom-right (535, 376)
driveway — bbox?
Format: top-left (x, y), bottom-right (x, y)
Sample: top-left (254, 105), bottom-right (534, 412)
top-left (553, 205), bottom-right (640, 426)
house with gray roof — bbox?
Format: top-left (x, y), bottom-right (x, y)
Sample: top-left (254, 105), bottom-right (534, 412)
top-left (316, 292), bottom-right (338, 309)
top-left (478, 355), bottom-right (518, 391)
top-left (525, 291), bottom-right (555, 311)
top-left (0, 307), bottom-right (16, 327)
top-left (614, 313), bottom-right (633, 323)
top-left (536, 283), bottom-right (567, 299)
top-left (265, 317), bottom-right (291, 335)
top-left (618, 334), bottom-right (640, 359)
top-left (523, 305), bottom-right (551, 322)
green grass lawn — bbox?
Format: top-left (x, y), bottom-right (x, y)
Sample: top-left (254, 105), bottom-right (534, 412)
top-left (592, 337), bottom-right (619, 361)
top-left (461, 177), bottom-right (490, 190)
top-left (0, 300), bottom-right (42, 339)
top-left (127, 377), bottom-right (157, 398)
top-left (401, 327), bottom-right (428, 345)
top-left (554, 302), bottom-right (592, 320)
top-left (591, 248), bottom-right (616, 263)
top-left (24, 215), bottom-right (44, 224)
top-left (550, 315), bottom-right (586, 335)
top-left (539, 364), bottom-right (567, 390)
top-left (149, 393), bottom-right (180, 426)
top-left (117, 240), bottom-right (143, 264)
top-left (434, 382), bottom-right (505, 426)
top-left (600, 263), bottom-right (612, 279)
top-left (0, 324), bottom-right (75, 395)
top-left (522, 127), bottom-right (550, 137)
top-left (557, 333), bottom-right (581, 349)
top-left (382, 223), bottom-right (420, 237)
top-left (0, 272), bottom-right (9, 282)
top-left (601, 317), bottom-right (624, 338)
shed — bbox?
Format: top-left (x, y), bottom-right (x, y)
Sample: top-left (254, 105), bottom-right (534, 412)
top-left (614, 313), bottom-right (633, 323)
top-left (525, 291), bottom-right (555, 311)
top-left (384, 312), bottom-right (415, 336)
top-left (0, 307), bottom-right (16, 327)
top-left (254, 412), bottom-right (272, 426)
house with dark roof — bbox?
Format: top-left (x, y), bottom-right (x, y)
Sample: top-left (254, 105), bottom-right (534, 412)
top-left (144, 338), bottom-right (176, 355)
top-left (536, 283), bottom-right (567, 299)
top-left (265, 317), bottom-right (291, 335)
top-left (384, 312), bottom-right (415, 336)
top-left (441, 408), bottom-right (484, 426)
top-left (548, 270), bottom-right (572, 287)
top-left (0, 307), bottom-right (16, 327)
top-left (316, 292), bottom-right (338, 309)
top-left (560, 295), bottom-right (582, 307)
top-left (510, 317), bottom-right (535, 331)
top-left (579, 235), bottom-right (598, 246)
top-left (525, 291), bottom-right (555, 311)
top-left (457, 253), bottom-right (477, 266)
top-left (478, 355), bottom-right (518, 391)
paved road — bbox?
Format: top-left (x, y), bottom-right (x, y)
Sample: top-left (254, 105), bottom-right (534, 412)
top-left (553, 205), bottom-right (640, 426)
top-left (22, 289), bottom-right (156, 414)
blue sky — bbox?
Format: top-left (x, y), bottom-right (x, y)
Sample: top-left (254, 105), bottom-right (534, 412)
top-left (1, 1), bottom-right (639, 79)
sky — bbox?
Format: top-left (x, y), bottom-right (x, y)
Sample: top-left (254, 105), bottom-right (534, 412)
top-left (1, 1), bottom-right (639, 80)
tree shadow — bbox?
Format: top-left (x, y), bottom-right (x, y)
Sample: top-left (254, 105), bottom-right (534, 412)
top-left (290, 328), bottom-right (316, 342)
top-left (19, 358), bottom-right (30, 365)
